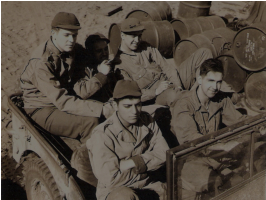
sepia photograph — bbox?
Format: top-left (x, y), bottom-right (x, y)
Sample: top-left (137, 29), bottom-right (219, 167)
top-left (1, 1), bottom-right (266, 200)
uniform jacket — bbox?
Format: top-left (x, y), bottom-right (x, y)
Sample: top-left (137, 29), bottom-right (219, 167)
top-left (20, 38), bottom-right (107, 117)
top-left (86, 111), bottom-right (169, 200)
top-left (114, 44), bottom-right (181, 102)
top-left (171, 87), bottom-right (248, 144)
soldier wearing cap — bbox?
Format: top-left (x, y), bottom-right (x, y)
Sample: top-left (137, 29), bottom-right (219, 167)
top-left (82, 32), bottom-right (118, 102)
top-left (114, 18), bottom-right (213, 107)
top-left (20, 12), bottom-right (114, 150)
top-left (87, 80), bottom-right (169, 200)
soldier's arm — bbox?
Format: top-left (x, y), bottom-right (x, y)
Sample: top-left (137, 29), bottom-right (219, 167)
top-left (171, 100), bottom-right (203, 145)
top-left (73, 70), bottom-right (107, 100)
top-left (222, 97), bottom-right (249, 126)
top-left (150, 47), bottom-right (182, 89)
top-left (87, 131), bottom-right (140, 188)
top-left (131, 121), bottom-right (169, 173)
top-left (32, 59), bottom-right (103, 117)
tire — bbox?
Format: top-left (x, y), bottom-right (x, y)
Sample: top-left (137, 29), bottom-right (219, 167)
top-left (23, 155), bottom-right (62, 200)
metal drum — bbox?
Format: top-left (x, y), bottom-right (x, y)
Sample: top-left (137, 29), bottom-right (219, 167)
top-left (174, 34), bottom-right (214, 67)
top-left (126, 2), bottom-right (172, 21)
top-left (174, 27), bottom-right (236, 67)
top-left (244, 71), bottom-right (266, 113)
top-left (233, 22), bottom-right (266, 71)
top-left (108, 21), bottom-right (175, 58)
top-left (177, 1), bottom-right (212, 18)
top-left (171, 16), bottom-right (226, 44)
top-left (217, 54), bottom-right (247, 93)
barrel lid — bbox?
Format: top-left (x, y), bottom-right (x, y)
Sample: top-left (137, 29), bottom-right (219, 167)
top-left (233, 23), bottom-right (266, 71)
top-left (244, 70), bottom-right (266, 113)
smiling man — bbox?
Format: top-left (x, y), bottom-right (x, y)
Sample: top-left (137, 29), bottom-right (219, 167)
top-left (114, 18), bottom-right (212, 107)
top-left (87, 80), bottom-right (169, 200)
top-left (171, 58), bottom-right (248, 144)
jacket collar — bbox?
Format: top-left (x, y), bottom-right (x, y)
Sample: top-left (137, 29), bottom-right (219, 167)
top-left (46, 37), bottom-right (74, 66)
top-left (105, 112), bottom-right (150, 145)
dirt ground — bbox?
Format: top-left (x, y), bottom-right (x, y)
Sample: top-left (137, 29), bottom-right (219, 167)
top-left (2, 1), bottom-right (263, 198)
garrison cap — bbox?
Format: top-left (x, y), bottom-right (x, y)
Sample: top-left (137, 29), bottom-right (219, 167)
top-left (51, 12), bottom-right (81, 30)
top-left (121, 18), bottom-right (145, 33)
top-left (113, 80), bottom-right (142, 99)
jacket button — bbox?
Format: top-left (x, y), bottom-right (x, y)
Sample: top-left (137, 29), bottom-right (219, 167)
top-left (139, 75), bottom-right (142, 78)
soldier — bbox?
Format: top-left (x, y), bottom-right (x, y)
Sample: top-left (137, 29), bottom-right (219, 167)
top-left (85, 32), bottom-right (110, 66)
top-left (114, 18), bottom-right (212, 107)
top-left (171, 58), bottom-right (248, 144)
top-left (170, 58), bottom-right (248, 199)
top-left (84, 32), bottom-right (118, 102)
top-left (20, 12), bottom-right (114, 182)
top-left (87, 80), bottom-right (169, 200)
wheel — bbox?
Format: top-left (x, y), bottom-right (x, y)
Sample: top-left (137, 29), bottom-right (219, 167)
top-left (23, 155), bottom-right (62, 200)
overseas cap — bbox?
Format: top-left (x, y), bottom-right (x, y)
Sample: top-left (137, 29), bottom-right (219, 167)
top-left (121, 18), bottom-right (145, 33)
top-left (51, 12), bottom-right (81, 30)
top-left (113, 80), bottom-right (142, 99)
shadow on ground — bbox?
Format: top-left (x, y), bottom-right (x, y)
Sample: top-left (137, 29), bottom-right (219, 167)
top-left (1, 179), bottom-right (27, 200)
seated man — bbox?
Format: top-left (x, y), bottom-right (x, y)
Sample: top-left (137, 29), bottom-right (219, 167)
top-left (20, 12), bottom-right (114, 183)
top-left (20, 12), bottom-right (113, 144)
top-left (115, 18), bottom-right (212, 107)
top-left (84, 32), bottom-right (117, 102)
top-left (87, 80), bottom-right (169, 200)
top-left (171, 58), bottom-right (248, 199)
top-left (171, 58), bottom-right (248, 144)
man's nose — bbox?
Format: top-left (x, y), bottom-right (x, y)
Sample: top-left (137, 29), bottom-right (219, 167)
top-left (131, 106), bottom-right (137, 114)
top-left (69, 35), bottom-right (74, 43)
top-left (102, 49), bottom-right (108, 56)
top-left (213, 82), bottom-right (218, 90)
top-left (134, 36), bottom-right (139, 43)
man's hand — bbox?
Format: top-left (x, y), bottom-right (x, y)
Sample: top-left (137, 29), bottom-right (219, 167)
top-left (155, 81), bottom-right (171, 96)
top-left (102, 101), bottom-right (115, 119)
top-left (98, 60), bottom-right (111, 75)
top-left (120, 159), bottom-right (135, 172)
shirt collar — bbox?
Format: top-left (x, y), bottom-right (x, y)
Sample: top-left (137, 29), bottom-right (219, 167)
top-left (191, 87), bottom-right (223, 118)
top-left (106, 112), bottom-right (150, 144)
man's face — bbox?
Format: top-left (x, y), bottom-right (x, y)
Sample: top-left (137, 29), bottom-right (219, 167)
top-left (52, 29), bottom-right (78, 52)
top-left (114, 98), bottom-right (142, 127)
top-left (198, 71), bottom-right (223, 99)
top-left (121, 31), bottom-right (142, 51)
top-left (93, 40), bottom-right (109, 63)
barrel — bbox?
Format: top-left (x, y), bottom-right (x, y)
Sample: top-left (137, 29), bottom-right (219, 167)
top-left (233, 22), bottom-right (266, 71)
top-left (171, 16), bottom-right (226, 44)
top-left (108, 20), bottom-right (175, 58)
top-left (217, 54), bottom-right (247, 93)
top-left (174, 27), bottom-right (235, 67)
top-left (177, 1), bottom-right (212, 18)
top-left (244, 71), bottom-right (266, 113)
top-left (126, 2), bottom-right (172, 21)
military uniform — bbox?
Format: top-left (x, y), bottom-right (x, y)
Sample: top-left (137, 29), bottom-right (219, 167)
top-left (171, 87), bottom-right (248, 199)
top-left (171, 87), bottom-right (248, 144)
top-left (87, 111), bottom-right (169, 200)
top-left (20, 37), bottom-right (108, 142)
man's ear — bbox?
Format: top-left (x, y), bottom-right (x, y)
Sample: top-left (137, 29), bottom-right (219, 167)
top-left (197, 75), bottom-right (202, 85)
top-left (121, 32), bottom-right (125, 40)
top-left (112, 101), bottom-right (118, 111)
top-left (51, 29), bottom-right (56, 37)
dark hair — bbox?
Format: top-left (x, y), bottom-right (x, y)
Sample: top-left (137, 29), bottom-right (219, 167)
top-left (114, 96), bottom-right (141, 104)
top-left (85, 34), bottom-right (109, 55)
top-left (200, 58), bottom-right (224, 77)
top-left (51, 27), bottom-right (60, 32)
